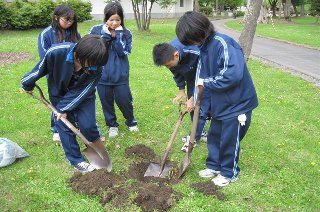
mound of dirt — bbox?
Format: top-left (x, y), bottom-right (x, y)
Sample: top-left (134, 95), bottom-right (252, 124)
top-left (0, 52), bottom-right (32, 66)
top-left (68, 144), bottom-right (224, 211)
top-left (191, 182), bottom-right (225, 200)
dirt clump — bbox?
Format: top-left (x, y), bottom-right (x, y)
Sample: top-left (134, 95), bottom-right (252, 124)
top-left (0, 52), bottom-right (32, 66)
top-left (125, 144), bottom-right (155, 160)
top-left (191, 181), bottom-right (225, 200)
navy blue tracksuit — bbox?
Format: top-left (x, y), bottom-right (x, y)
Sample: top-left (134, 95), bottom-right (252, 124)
top-left (169, 38), bottom-right (210, 140)
top-left (89, 24), bottom-right (137, 128)
top-left (38, 25), bottom-right (81, 133)
top-left (21, 43), bottom-right (102, 166)
top-left (198, 32), bottom-right (258, 179)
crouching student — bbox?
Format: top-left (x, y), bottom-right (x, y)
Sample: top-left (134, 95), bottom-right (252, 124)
top-left (152, 39), bottom-right (211, 152)
top-left (176, 11), bottom-right (258, 187)
top-left (21, 35), bottom-right (110, 173)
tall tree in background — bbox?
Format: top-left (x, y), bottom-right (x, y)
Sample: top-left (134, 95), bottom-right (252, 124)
top-left (310, 0), bottom-right (320, 23)
top-left (239, 0), bottom-right (263, 61)
top-left (283, 0), bottom-right (292, 21)
top-left (268, 0), bottom-right (278, 17)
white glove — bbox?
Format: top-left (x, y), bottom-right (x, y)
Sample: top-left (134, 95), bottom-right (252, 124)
top-left (238, 114), bottom-right (246, 126)
top-left (115, 26), bottom-right (123, 31)
top-left (197, 78), bottom-right (204, 86)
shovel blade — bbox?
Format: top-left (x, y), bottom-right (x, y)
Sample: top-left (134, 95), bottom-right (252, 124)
top-left (84, 146), bottom-right (112, 172)
top-left (178, 155), bottom-right (191, 178)
top-left (144, 162), bottom-right (172, 178)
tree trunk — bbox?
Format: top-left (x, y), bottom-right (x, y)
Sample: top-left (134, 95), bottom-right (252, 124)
top-left (146, 1), bottom-right (154, 30)
top-left (284, 0), bottom-right (292, 21)
top-left (239, 0), bottom-right (263, 61)
top-left (193, 0), bottom-right (200, 12)
top-left (131, 0), bottom-right (142, 31)
top-left (216, 0), bottom-right (219, 14)
top-left (300, 3), bottom-right (305, 17)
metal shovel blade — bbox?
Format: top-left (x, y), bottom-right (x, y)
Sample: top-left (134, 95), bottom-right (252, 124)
top-left (84, 145), bottom-right (112, 172)
top-left (144, 162), bottom-right (172, 178)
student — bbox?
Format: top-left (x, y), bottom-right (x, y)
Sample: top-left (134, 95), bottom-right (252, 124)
top-left (21, 35), bottom-right (109, 173)
top-left (176, 11), bottom-right (258, 187)
top-left (88, 1), bottom-right (138, 138)
top-left (152, 39), bottom-right (210, 152)
top-left (38, 4), bottom-right (81, 142)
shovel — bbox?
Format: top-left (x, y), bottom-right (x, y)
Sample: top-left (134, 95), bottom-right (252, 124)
top-left (29, 84), bottom-right (112, 172)
top-left (178, 86), bottom-right (203, 178)
top-left (144, 103), bottom-right (187, 178)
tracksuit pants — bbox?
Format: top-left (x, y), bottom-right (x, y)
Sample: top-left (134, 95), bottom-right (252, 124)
top-left (97, 84), bottom-right (137, 128)
top-left (206, 111), bottom-right (252, 179)
top-left (55, 97), bottom-right (101, 166)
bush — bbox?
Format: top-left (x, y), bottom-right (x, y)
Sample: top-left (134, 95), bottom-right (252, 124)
top-left (0, 1), bottom-right (10, 28)
top-left (56, 0), bottom-right (92, 22)
top-left (4, 0), bottom-right (92, 30)
top-left (236, 11), bottom-right (245, 17)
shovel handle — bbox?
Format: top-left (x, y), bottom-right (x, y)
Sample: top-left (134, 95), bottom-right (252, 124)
top-left (30, 84), bottom-right (91, 146)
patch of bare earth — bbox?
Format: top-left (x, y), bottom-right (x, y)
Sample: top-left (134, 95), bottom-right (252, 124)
top-left (0, 52), bottom-right (32, 66)
top-left (68, 144), bottom-right (224, 211)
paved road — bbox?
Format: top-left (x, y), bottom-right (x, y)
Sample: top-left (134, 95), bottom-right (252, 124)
top-left (212, 19), bottom-right (320, 85)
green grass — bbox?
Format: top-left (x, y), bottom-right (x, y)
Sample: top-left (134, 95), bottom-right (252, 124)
top-left (1, 19), bottom-right (320, 211)
top-left (225, 16), bottom-right (320, 48)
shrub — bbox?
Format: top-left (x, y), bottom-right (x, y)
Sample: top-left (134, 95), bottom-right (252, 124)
top-left (0, 1), bottom-right (10, 28)
top-left (236, 11), bottom-right (245, 17)
top-left (56, 0), bottom-right (92, 22)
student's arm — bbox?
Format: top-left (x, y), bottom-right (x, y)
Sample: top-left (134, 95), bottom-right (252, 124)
top-left (37, 30), bottom-right (51, 60)
top-left (88, 25), bottom-right (113, 42)
top-left (20, 55), bottom-right (49, 92)
top-left (202, 42), bottom-right (244, 91)
top-left (55, 72), bottom-right (101, 113)
top-left (170, 68), bottom-right (186, 90)
top-left (112, 28), bottom-right (132, 57)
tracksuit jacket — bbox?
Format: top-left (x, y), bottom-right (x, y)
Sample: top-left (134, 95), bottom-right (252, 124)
top-left (199, 32), bottom-right (258, 120)
top-left (169, 38), bottom-right (200, 95)
top-left (21, 42), bottom-right (102, 113)
top-left (88, 24), bottom-right (131, 85)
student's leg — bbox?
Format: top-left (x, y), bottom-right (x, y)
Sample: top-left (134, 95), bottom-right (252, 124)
top-left (114, 84), bottom-right (137, 127)
top-left (206, 118), bottom-right (221, 171)
top-left (219, 111), bottom-right (252, 179)
top-left (97, 84), bottom-right (119, 127)
top-left (55, 111), bottom-right (84, 166)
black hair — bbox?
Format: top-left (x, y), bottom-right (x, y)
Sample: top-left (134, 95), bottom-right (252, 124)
top-left (104, 1), bottom-right (125, 29)
top-left (176, 11), bottom-right (215, 46)
top-left (74, 35), bottom-right (110, 67)
top-left (52, 5), bottom-right (79, 43)
top-left (152, 43), bottom-right (176, 66)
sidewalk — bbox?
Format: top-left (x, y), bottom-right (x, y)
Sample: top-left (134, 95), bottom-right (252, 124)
top-left (212, 19), bottom-right (320, 86)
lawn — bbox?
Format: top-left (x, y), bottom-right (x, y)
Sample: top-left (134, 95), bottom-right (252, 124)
top-left (0, 19), bottom-right (319, 211)
top-left (225, 16), bottom-right (320, 49)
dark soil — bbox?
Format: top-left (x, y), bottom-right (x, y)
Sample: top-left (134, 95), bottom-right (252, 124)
top-left (0, 52), bottom-right (32, 66)
top-left (68, 144), bottom-right (224, 211)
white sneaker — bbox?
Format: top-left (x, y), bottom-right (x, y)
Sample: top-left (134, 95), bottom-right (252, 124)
top-left (181, 136), bottom-right (196, 152)
top-left (181, 135), bottom-right (190, 143)
top-left (52, 133), bottom-right (61, 142)
top-left (128, 125), bottom-right (139, 132)
top-left (108, 127), bottom-right (119, 138)
top-left (200, 131), bottom-right (207, 142)
top-left (198, 168), bottom-right (220, 178)
top-left (73, 161), bottom-right (96, 173)
top-left (212, 174), bottom-right (238, 187)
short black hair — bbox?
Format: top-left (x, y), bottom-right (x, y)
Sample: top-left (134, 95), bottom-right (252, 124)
top-left (74, 34), bottom-right (109, 67)
top-left (152, 43), bottom-right (176, 66)
top-left (176, 11), bottom-right (215, 46)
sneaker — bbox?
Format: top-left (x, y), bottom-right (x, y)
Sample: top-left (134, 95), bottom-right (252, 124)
top-left (181, 136), bottom-right (197, 153)
top-left (74, 161), bottom-right (96, 173)
top-left (108, 127), bottom-right (119, 138)
top-left (200, 131), bottom-right (207, 142)
top-left (212, 174), bottom-right (238, 187)
top-left (52, 133), bottom-right (61, 142)
top-left (128, 125), bottom-right (139, 132)
top-left (181, 135), bottom-right (190, 143)
top-left (198, 168), bottom-right (220, 178)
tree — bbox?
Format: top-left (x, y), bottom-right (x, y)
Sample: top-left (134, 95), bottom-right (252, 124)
top-left (239, 0), bottom-right (263, 61)
top-left (283, 0), bottom-right (292, 21)
top-left (268, 0), bottom-right (278, 17)
top-left (131, 0), bottom-right (176, 31)
top-left (310, 0), bottom-right (320, 23)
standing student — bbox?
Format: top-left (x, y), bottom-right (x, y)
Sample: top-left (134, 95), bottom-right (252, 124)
top-left (176, 11), bottom-right (258, 187)
top-left (21, 35), bottom-right (109, 173)
top-left (38, 5), bottom-right (81, 142)
top-left (88, 1), bottom-right (138, 138)
top-left (152, 38), bottom-right (211, 152)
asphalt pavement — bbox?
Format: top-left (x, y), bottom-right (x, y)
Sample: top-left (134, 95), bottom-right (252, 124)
top-left (212, 18), bottom-right (320, 85)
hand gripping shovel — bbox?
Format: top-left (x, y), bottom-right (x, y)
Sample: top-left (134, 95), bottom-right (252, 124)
top-left (29, 84), bottom-right (112, 172)
top-left (144, 103), bottom-right (187, 178)
top-left (178, 86), bottom-right (203, 178)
